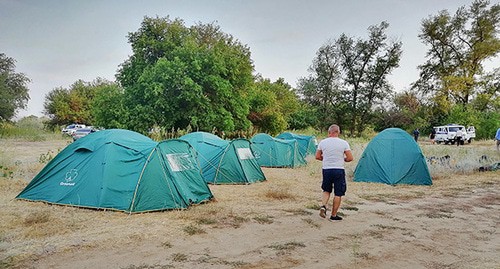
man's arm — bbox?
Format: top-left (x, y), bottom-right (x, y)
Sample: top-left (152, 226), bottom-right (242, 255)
top-left (315, 149), bottom-right (323, 161)
top-left (344, 150), bottom-right (353, 162)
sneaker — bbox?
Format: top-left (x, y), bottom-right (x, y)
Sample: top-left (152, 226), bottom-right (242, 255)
top-left (319, 206), bottom-right (327, 218)
top-left (329, 215), bottom-right (343, 221)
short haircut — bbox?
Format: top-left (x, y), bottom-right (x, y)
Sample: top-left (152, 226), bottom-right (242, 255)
top-left (328, 124), bottom-right (340, 134)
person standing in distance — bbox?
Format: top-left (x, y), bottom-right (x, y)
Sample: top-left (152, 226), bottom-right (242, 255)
top-left (316, 124), bottom-right (354, 221)
top-left (430, 128), bottom-right (436, 144)
top-left (455, 128), bottom-right (463, 146)
top-left (495, 127), bottom-right (500, 151)
top-left (413, 128), bottom-right (420, 142)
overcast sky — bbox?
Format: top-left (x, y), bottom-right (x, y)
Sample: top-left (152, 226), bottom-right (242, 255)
top-left (1, 0), bottom-right (498, 118)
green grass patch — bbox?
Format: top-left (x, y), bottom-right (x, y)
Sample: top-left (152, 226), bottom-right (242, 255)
top-left (267, 241), bottom-right (306, 251)
top-left (253, 215), bottom-right (274, 224)
top-left (121, 264), bottom-right (173, 269)
top-left (183, 224), bottom-right (206, 235)
top-left (371, 224), bottom-right (408, 231)
top-left (343, 206), bottom-right (359, 211)
top-left (284, 208), bottom-right (313, 215)
top-left (196, 217), bottom-right (218, 225)
top-left (420, 212), bottom-right (454, 219)
top-left (301, 218), bottom-right (320, 228)
top-left (161, 241), bottom-right (172, 248)
top-left (304, 203), bottom-right (321, 210)
top-left (171, 253), bottom-right (188, 262)
top-left (195, 254), bottom-right (248, 267)
top-left (326, 235), bottom-right (342, 241)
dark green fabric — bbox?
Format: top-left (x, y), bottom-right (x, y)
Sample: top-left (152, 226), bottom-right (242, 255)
top-left (353, 128), bottom-right (432, 185)
top-left (251, 133), bottom-right (306, 168)
top-left (180, 132), bottom-right (266, 184)
top-left (131, 139), bottom-right (213, 212)
top-left (229, 139), bottom-right (266, 183)
top-left (276, 132), bottom-right (317, 157)
top-left (16, 129), bottom-right (213, 212)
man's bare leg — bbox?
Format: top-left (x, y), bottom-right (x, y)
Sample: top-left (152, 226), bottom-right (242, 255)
top-left (331, 196), bottom-right (342, 217)
top-left (319, 191), bottom-right (331, 218)
top-left (322, 191), bottom-right (330, 206)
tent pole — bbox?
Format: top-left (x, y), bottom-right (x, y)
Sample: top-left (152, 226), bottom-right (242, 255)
top-left (129, 148), bottom-right (156, 213)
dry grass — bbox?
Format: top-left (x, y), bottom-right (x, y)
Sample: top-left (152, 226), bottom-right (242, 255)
top-left (301, 218), bottom-right (320, 228)
top-left (252, 215), bottom-right (274, 224)
top-left (266, 241), bottom-right (306, 251)
top-left (0, 137), bottom-right (499, 268)
top-left (263, 188), bottom-right (295, 200)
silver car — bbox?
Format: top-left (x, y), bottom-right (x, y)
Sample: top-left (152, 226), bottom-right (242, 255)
top-left (72, 128), bottom-right (96, 141)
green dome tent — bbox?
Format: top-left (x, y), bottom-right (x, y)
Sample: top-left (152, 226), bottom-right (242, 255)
top-left (353, 128), bottom-right (432, 185)
top-left (250, 133), bottom-right (306, 168)
top-left (276, 132), bottom-right (317, 157)
top-left (16, 129), bottom-right (213, 213)
top-left (180, 132), bottom-right (266, 184)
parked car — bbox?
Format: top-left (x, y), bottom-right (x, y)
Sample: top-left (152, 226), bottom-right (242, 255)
top-left (62, 124), bottom-right (86, 135)
top-left (434, 124), bottom-right (476, 145)
top-left (72, 128), bottom-right (96, 141)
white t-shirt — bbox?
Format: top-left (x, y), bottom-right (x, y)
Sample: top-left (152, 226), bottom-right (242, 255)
top-left (317, 137), bottom-right (351, 169)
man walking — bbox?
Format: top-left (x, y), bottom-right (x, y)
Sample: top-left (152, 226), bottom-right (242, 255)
top-left (316, 124), bottom-right (353, 221)
top-left (413, 128), bottom-right (420, 142)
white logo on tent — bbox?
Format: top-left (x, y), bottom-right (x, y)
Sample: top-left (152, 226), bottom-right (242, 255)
top-left (60, 169), bottom-right (78, 186)
top-left (237, 148), bottom-right (254, 160)
top-left (166, 153), bottom-right (196, 172)
top-left (65, 169), bottom-right (78, 181)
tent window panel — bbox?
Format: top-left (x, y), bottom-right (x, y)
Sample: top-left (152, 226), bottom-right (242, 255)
top-left (237, 148), bottom-right (254, 160)
top-left (165, 153), bottom-right (197, 172)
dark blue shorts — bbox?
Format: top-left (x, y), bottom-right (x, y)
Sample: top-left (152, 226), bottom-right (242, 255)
top-left (321, 169), bottom-right (346, 196)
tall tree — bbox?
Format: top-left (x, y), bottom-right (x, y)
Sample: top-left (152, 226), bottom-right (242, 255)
top-left (117, 16), bottom-right (254, 133)
top-left (298, 22), bottom-right (402, 135)
top-left (43, 78), bottom-right (112, 127)
top-left (91, 82), bottom-right (127, 129)
top-left (414, 0), bottom-right (500, 108)
top-left (296, 45), bottom-right (347, 131)
top-left (0, 53), bottom-right (30, 122)
top-left (248, 77), bottom-right (298, 134)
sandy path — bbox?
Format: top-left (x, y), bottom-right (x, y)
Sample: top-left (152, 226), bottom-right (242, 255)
top-left (32, 181), bottom-right (499, 269)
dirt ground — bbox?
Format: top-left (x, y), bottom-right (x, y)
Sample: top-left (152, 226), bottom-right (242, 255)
top-left (0, 138), bottom-right (499, 269)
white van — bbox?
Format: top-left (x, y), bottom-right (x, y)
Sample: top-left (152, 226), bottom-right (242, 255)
top-left (434, 124), bottom-right (475, 145)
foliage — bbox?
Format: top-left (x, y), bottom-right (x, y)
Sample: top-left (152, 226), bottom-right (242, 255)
top-left (0, 53), bottom-right (30, 122)
top-left (91, 83), bottom-right (128, 129)
top-left (380, 0), bottom-right (500, 139)
top-left (287, 103), bottom-right (318, 130)
top-left (443, 105), bottom-right (500, 139)
top-left (298, 22), bottom-right (402, 135)
top-left (372, 91), bottom-right (499, 139)
top-left (16, 115), bottom-right (46, 130)
top-left (43, 78), bottom-right (114, 128)
top-left (473, 68), bottom-right (500, 111)
top-left (248, 77), bottom-right (300, 135)
top-left (474, 111), bottom-right (500, 139)
top-left (0, 118), bottom-right (62, 141)
top-left (116, 16), bottom-right (255, 134)
top-left (38, 150), bottom-right (55, 164)
top-left (414, 0), bottom-right (500, 110)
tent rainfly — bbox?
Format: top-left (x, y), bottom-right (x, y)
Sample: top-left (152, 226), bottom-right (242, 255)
top-left (180, 132), bottom-right (266, 184)
top-left (276, 132), bottom-right (317, 157)
top-left (353, 128), bottom-right (432, 185)
top-left (250, 133), bottom-right (306, 168)
top-left (16, 129), bottom-right (213, 213)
